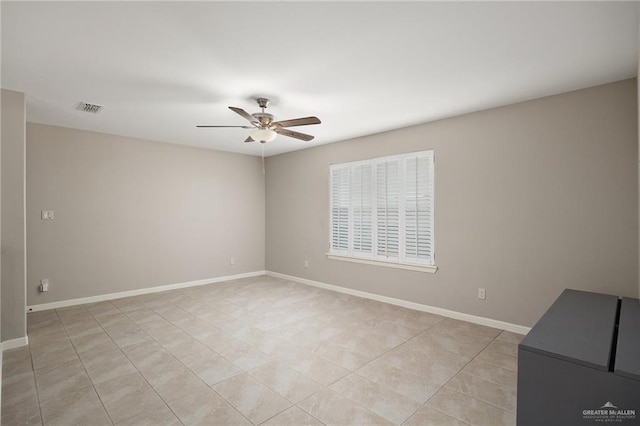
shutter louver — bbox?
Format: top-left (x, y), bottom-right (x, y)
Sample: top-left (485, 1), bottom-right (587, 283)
top-left (352, 164), bottom-right (373, 255)
top-left (330, 166), bottom-right (350, 252)
top-left (376, 160), bottom-right (400, 259)
top-left (404, 153), bottom-right (434, 263)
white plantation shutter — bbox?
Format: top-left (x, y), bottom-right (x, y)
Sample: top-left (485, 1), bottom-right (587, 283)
top-left (330, 165), bottom-right (350, 252)
top-left (351, 163), bottom-right (373, 255)
top-left (376, 160), bottom-right (400, 259)
top-left (329, 150), bottom-right (434, 267)
top-left (404, 152), bottom-right (434, 264)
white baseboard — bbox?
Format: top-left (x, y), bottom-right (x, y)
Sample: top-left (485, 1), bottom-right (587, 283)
top-left (266, 270), bottom-right (531, 335)
top-left (27, 270), bottom-right (266, 312)
top-left (26, 269), bottom-right (530, 334)
top-left (1, 336), bottom-right (29, 351)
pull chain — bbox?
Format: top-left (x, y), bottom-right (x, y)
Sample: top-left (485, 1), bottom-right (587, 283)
top-left (261, 142), bottom-right (265, 174)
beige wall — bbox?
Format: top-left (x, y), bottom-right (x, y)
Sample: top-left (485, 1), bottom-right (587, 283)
top-left (266, 79), bottom-right (638, 328)
top-left (1, 89), bottom-right (27, 341)
top-left (27, 124), bottom-right (265, 305)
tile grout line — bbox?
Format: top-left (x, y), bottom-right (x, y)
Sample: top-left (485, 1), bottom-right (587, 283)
top-left (205, 288), bottom-right (354, 425)
top-left (444, 385), bottom-right (516, 416)
top-left (442, 337), bottom-right (519, 415)
top-left (26, 325), bottom-right (45, 426)
top-left (25, 276), bottom-right (520, 426)
top-left (208, 387), bottom-right (262, 426)
top-left (385, 323), bottom-right (505, 424)
top-left (179, 280), bottom-right (289, 426)
top-left (188, 286), bottom-right (325, 425)
top-left (217, 280), bottom-right (393, 424)
top-left (58, 306), bottom-right (117, 425)
top-left (290, 307), bottom-right (447, 425)
top-left (426, 405), bottom-right (474, 426)
top-left (84, 300), bottom-right (187, 426)
top-left (29, 308), bottom-right (110, 425)
top-left (99, 297), bottom-right (227, 425)
top-left (30, 280), bottom-right (331, 425)
top-left (105, 294), bottom-right (255, 425)
top-left (420, 332), bottom-right (516, 424)
top-left (319, 313), bottom-right (446, 424)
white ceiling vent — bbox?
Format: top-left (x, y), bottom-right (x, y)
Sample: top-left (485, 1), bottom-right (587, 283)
top-left (77, 102), bottom-right (103, 113)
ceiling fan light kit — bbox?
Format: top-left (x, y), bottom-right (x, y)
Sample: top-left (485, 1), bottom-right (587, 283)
top-left (250, 128), bottom-right (277, 143)
top-left (197, 97), bottom-right (321, 145)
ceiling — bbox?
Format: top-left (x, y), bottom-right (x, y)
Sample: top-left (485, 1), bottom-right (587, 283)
top-left (2, 2), bottom-right (638, 157)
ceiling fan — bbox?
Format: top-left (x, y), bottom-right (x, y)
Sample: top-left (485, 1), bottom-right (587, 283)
top-left (197, 98), bottom-right (321, 143)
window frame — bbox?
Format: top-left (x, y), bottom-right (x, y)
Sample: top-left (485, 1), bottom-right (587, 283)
top-left (328, 150), bottom-right (437, 273)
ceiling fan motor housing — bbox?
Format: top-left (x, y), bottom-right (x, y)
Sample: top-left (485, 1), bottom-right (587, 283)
top-left (252, 112), bottom-right (275, 127)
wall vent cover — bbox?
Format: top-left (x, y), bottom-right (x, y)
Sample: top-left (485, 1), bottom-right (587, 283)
top-left (78, 102), bottom-right (103, 113)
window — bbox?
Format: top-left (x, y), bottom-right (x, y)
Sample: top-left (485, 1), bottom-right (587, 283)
top-left (329, 150), bottom-right (435, 270)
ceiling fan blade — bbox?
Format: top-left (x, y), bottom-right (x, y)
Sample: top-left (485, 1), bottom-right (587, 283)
top-left (196, 125), bottom-right (254, 128)
top-left (229, 106), bottom-right (258, 124)
top-left (274, 127), bottom-right (314, 141)
top-left (272, 116), bottom-right (321, 128)
top-left (244, 136), bottom-right (255, 143)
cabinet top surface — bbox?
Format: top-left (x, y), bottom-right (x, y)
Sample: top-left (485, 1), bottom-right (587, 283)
top-left (519, 289), bottom-right (618, 370)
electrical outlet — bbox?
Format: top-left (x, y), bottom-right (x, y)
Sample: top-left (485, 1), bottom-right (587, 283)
top-left (41, 210), bottom-right (54, 220)
top-left (230, 257), bottom-right (235, 265)
top-left (40, 279), bottom-right (49, 292)
top-left (304, 260), bottom-right (309, 268)
top-left (478, 288), bottom-right (486, 300)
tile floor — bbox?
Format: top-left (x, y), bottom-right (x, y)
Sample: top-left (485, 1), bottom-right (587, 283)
top-left (1, 275), bottom-right (522, 425)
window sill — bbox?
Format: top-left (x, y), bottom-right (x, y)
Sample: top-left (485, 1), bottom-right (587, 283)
top-left (326, 253), bottom-right (438, 273)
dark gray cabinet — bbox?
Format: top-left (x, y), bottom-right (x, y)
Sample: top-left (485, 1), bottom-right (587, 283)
top-left (615, 297), bottom-right (640, 383)
top-left (517, 289), bottom-right (640, 425)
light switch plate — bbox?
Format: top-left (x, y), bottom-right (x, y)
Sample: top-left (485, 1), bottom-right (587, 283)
top-left (41, 210), bottom-right (54, 220)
